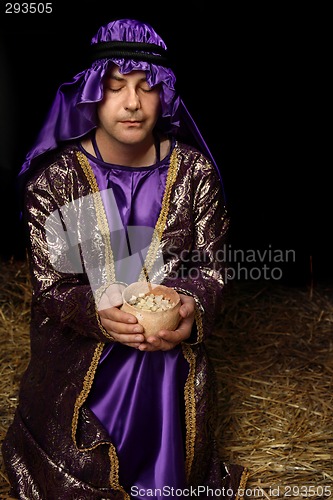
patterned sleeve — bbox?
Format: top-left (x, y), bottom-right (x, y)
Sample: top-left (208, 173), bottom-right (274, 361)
top-left (162, 153), bottom-right (230, 344)
top-left (24, 154), bottom-right (114, 342)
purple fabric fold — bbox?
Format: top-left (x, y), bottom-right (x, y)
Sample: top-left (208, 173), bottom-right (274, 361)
top-left (85, 150), bottom-right (190, 495)
top-left (81, 145), bottom-right (171, 283)
top-left (87, 343), bottom-right (189, 497)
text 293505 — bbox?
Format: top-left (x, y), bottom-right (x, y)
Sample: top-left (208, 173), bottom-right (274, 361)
top-left (5, 3), bottom-right (52, 13)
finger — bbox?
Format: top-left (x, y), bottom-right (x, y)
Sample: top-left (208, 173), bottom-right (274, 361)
top-left (139, 332), bottom-right (182, 352)
top-left (179, 301), bottom-right (195, 318)
top-left (179, 305), bottom-right (190, 318)
top-left (156, 328), bottom-right (184, 344)
top-left (107, 320), bottom-right (144, 336)
top-left (138, 337), bottom-right (174, 352)
top-left (99, 313), bottom-right (144, 337)
top-left (104, 307), bottom-right (139, 324)
top-left (111, 331), bottom-right (145, 345)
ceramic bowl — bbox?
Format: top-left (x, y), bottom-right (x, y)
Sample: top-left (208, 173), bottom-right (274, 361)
top-left (121, 282), bottom-right (181, 338)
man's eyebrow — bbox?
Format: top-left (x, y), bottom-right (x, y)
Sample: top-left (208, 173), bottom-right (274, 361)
top-left (109, 73), bottom-right (124, 81)
top-left (109, 73), bottom-right (147, 83)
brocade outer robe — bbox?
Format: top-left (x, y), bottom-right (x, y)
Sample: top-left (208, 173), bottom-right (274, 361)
top-left (2, 141), bottom-right (247, 499)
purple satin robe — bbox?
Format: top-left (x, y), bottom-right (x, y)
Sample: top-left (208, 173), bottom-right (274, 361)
top-left (83, 142), bottom-right (190, 496)
top-left (2, 142), bottom-right (247, 499)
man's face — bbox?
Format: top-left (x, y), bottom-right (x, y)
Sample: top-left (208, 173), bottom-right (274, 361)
top-left (97, 65), bottom-right (161, 146)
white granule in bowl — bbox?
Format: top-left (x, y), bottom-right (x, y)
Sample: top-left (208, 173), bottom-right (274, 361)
top-left (127, 293), bottom-right (176, 312)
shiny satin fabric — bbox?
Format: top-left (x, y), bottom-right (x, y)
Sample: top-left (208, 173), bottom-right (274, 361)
top-left (86, 343), bottom-right (189, 494)
top-left (2, 141), bottom-right (247, 498)
top-left (79, 139), bottom-right (171, 284)
top-left (85, 140), bottom-right (189, 494)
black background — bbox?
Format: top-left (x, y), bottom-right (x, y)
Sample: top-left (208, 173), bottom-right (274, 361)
top-left (0, 2), bottom-right (330, 286)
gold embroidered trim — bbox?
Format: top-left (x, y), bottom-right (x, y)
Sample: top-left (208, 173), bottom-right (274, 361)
top-left (138, 147), bottom-right (179, 281)
top-left (182, 343), bottom-right (196, 481)
top-left (108, 444), bottom-right (130, 499)
top-left (96, 309), bottom-right (115, 341)
top-left (72, 342), bottom-right (105, 449)
top-left (194, 308), bottom-right (204, 344)
top-left (235, 468), bottom-right (250, 500)
top-left (75, 150), bottom-right (115, 289)
top-left (73, 151), bottom-right (127, 494)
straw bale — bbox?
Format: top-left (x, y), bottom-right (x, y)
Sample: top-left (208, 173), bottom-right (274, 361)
top-left (209, 281), bottom-right (333, 499)
top-left (0, 258), bottom-right (31, 499)
top-left (0, 259), bottom-right (332, 499)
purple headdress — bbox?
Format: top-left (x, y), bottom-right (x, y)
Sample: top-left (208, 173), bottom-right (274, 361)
top-left (19, 19), bottom-right (223, 190)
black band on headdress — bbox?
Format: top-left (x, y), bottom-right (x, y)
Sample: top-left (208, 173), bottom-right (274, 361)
top-left (90, 41), bottom-right (170, 67)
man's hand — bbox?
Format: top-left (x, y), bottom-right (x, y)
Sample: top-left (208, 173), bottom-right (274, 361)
top-left (137, 294), bottom-right (195, 352)
top-left (98, 291), bottom-right (195, 351)
top-left (98, 283), bottom-right (145, 348)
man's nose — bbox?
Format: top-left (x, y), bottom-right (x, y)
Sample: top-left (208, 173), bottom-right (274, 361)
top-left (124, 89), bottom-right (141, 111)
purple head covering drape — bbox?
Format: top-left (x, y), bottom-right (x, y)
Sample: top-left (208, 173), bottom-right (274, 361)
top-left (18, 18), bottom-right (224, 192)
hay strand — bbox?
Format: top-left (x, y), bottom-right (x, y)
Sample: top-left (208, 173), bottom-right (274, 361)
top-left (0, 259), bottom-right (332, 499)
